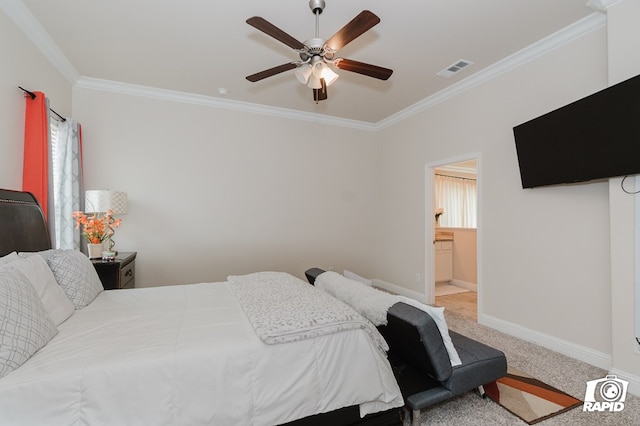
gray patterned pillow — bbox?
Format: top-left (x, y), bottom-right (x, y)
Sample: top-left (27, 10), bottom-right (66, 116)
top-left (0, 266), bottom-right (58, 378)
top-left (18, 249), bottom-right (61, 263)
top-left (47, 250), bottom-right (104, 309)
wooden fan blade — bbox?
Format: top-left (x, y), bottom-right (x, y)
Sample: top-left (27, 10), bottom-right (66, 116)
top-left (246, 16), bottom-right (305, 50)
top-left (335, 58), bottom-right (393, 80)
top-left (325, 10), bottom-right (380, 52)
top-left (313, 79), bottom-right (328, 102)
top-left (246, 62), bottom-right (298, 82)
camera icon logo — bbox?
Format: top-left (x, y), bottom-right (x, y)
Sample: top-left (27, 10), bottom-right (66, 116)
top-left (583, 375), bottom-right (628, 412)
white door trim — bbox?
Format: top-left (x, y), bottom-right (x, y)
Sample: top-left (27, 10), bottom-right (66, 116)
top-left (425, 152), bottom-right (482, 320)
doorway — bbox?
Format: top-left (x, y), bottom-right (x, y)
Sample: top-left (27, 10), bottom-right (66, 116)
top-left (425, 154), bottom-right (479, 322)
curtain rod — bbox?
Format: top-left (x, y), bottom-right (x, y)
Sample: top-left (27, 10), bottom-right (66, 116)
top-left (18, 86), bottom-right (66, 122)
top-left (435, 173), bottom-right (476, 181)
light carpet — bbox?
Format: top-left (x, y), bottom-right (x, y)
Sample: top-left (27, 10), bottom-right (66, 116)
top-left (412, 310), bottom-right (640, 425)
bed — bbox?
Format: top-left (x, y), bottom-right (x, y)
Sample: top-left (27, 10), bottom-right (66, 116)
top-left (0, 189), bottom-right (405, 426)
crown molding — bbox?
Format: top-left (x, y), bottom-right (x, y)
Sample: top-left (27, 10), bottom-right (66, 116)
top-left (586, 0), bottom-right (623, 13)
top-left (74, 77), bottom-right (376, 131)
top-left (0, 0), bottom-right (79, 84)
top-left (5, 0), bottom-right (605, 132)
top-left (373, 12), bottom-right (606, 131)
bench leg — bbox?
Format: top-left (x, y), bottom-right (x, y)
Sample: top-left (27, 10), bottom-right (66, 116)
top-left (411, 408), bottom-right (421, 426)
top-left (478, 385), bottom-right (486, 398)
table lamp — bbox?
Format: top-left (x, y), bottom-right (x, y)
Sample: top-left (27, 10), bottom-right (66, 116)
top-left (84, 190), bottom-right (128, 259)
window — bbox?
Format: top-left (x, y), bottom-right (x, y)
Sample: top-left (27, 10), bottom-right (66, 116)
top-left (434, 173), bottom-right (477, 228)
top-left (50, 118), bottom-right (84, 249)
top-left (22, 90), bottom-right (83, 249)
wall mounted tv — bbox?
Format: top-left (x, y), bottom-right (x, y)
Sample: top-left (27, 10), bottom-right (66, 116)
top-left (513, 73), bottom-right (640, 188)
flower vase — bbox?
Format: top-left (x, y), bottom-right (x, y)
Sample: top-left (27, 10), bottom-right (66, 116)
top-left (87, 243), bottom-right (103, 259)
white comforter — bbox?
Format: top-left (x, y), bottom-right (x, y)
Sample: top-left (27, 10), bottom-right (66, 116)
top-left (0, 281), bottom-right (403, 426)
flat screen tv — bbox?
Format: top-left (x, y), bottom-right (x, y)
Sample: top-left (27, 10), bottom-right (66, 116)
top-left (513, 73), bottom-right (640, 188)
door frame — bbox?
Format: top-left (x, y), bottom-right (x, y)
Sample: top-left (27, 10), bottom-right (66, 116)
top-left (424, 152), bottom-right (482, 318)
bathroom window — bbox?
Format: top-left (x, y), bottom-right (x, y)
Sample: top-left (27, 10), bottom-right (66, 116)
top-left (435, 173), bottom-right (477, 228)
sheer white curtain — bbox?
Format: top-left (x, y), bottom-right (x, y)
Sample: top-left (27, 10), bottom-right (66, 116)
top-left (50, 119), bottom-right (84, 249)
top-left (434, 174), bottom-right (477, 228)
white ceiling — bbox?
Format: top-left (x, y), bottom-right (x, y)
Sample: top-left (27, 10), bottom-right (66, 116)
top-left (9, 0), bottom-right (600, 124)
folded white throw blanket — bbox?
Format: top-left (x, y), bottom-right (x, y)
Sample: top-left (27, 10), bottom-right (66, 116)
top-left (228, 272), bottom-right (388, 353)
top-left (315, 271), bottom-right (462, 366)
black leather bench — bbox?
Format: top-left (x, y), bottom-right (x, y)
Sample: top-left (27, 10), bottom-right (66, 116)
top-left (305, 268), bottom-right (507, 425)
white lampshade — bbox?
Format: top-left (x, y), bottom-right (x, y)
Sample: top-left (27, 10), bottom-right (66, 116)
top-left (295, 64), bottom-right (313, 84)
top-left (307, 74), bottom-right (323, 89)
top-left (312, 61), bottom-right (339, 86)
top-left (85, 190), bottom-right (128, 214)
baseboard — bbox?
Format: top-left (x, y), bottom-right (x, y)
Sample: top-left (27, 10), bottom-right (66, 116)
top-left (480, 313), bottom-right (612, 371)
top-left (469, 313), bottom-right (640, 397)
top-left (370, 283), bottom-right (640, 396)
top-left (371, 279), bottom-right (428, 304)
top-left (608, 367), bottom-right (640, 398)
top-left (450, 279), bottom-right (477, 292)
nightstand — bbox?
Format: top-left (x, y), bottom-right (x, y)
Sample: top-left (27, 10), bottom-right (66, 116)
top-left (91, 252), bottom-right (136, 290)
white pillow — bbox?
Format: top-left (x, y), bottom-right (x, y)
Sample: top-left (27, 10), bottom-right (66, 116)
top-left (9, 255), bottom-right (75, 326)
top-left (0, 251), bottom-right (19, 265)
top-left (316, 271), bottom-right (462, 366)
top-left (343, 269), bottom-right (373, 286)
top-left (396, 296), bottom-right (462, 366)
top-left (0, 266), bottom-right (58, 378)
top-left (47, 250), bottom-right (104, 309)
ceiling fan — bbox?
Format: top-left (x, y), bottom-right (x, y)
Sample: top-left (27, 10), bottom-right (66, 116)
top-left (246, 0), bottom-right (393, 103)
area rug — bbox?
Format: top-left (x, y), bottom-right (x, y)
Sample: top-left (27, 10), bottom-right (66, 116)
top-left (484, 367), bottom-right (583, 424)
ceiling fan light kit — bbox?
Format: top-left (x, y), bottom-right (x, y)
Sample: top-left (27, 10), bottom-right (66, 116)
top-left (294, 65), bottom-right (313, 84)
top-left (246, 0), bottom-right (392, 103)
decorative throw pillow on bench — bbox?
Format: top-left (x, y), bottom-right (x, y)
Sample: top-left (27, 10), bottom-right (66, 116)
top-left (315, 271), bottom-right (461, 366)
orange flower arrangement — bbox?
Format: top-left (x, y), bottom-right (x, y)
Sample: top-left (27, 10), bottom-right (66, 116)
top-left (72, 210), bottom-right (122, 244)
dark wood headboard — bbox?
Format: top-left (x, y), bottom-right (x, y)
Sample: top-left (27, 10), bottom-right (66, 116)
top-left (0, 189), bottom-right (52, 256)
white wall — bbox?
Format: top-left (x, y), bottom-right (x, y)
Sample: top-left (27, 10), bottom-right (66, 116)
top-left (72, 88), bottom-right (379, 286)
top-left (606, 0), bottom-right (640, 387)
top-left (0, 8), bottom-right (71, 190)
top-left (375, 26), bottom-right (612, 358)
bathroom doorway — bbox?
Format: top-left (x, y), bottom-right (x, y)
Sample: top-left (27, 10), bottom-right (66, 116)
top-left (426, 155), bottom-right (479, 321)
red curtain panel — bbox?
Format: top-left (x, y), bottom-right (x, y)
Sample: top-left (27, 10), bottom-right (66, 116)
top-left (22, 91), bottom-right (50, 219)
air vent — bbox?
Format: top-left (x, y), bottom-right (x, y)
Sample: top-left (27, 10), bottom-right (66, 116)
top-left (437, 59), bottom-right (474, 78)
